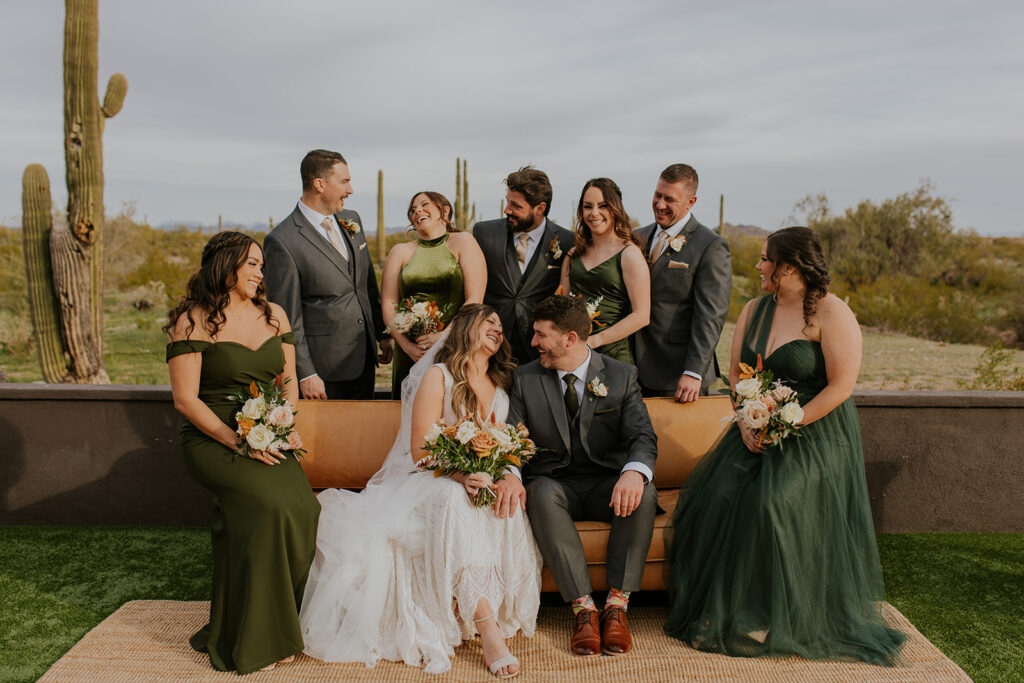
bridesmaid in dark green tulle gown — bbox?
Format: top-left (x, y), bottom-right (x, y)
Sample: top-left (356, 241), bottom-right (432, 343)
top-left (561, 178), bottom-right (650, 363)
top-left (381, 191), bottom-right (486, 397)
top-left (665, 227), bottom-right (905, 665)
top-left (165, 232), bottom-right (320, 675)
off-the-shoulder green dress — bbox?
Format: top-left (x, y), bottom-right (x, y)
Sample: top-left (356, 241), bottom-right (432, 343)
top-left (166, 332), bottom-right (320, 675)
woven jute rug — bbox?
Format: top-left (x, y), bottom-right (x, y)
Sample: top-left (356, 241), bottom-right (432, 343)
top-left (39, 600), bottom-right (970, 682)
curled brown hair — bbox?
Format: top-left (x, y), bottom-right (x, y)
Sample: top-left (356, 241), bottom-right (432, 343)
top-left (765, 226), bottom-right (831, 329)
top-left (531, 295), bottom-right (591, 340)
top-left (573, 177), bottom-right (639, 257)
top-left (435, 304), bottom-right (515, 421)
top-left (163, 231), bottom-right (278, 340)
top-left (505, 166), bottom-right (552, 216)
top-left (407, 191), bottom-right (455, 232)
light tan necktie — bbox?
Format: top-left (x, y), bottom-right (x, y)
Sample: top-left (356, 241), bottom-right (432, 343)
top-left (515, 232), bottom-right (530, 272)
top-left (321, 216), bottom-right (348, 261)
top-left (650, 229), bottom-right (669, 263)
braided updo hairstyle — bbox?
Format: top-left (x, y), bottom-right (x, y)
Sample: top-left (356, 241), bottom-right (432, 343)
top-left (765, 226), bottom-right (831, 330)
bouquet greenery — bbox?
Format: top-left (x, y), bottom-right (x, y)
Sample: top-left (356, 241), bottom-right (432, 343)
top-left (415, 417), bottom-right (536, 507)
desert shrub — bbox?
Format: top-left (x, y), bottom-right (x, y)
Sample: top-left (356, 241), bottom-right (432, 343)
top-left (957, 343), bottom-right (1024, 391)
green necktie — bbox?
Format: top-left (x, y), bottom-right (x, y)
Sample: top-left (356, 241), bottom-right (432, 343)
top-left (563, 372), bottom-right (579, 421)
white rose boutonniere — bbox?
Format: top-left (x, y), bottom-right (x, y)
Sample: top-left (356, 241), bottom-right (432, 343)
top-left (548, 236), bottom-right (563, 260)
top-left (587, 378), bottom-right (608, 397)
top-left (340, 218), bottom-right (360, 235)
top-left (669, 234), bottom-right (687, 252)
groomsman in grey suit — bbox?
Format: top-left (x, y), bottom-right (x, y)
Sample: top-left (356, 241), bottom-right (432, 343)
top-left (472, 167), bottom-right (574, 363)
top-left (501, 295), bottom-right (658, 657)
top-left (633, 164), bottom-right (731, 402)
top-left (263, 149), bottom-right (391, 400)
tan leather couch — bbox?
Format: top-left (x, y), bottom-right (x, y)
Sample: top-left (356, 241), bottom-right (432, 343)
top-left (296, 396), bottom-right (732, 592)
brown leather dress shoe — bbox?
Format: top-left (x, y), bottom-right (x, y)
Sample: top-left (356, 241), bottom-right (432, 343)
top-left (600, 606), bottom-right (632, 655)
top-left (570, 609), bottom-right (601, 657)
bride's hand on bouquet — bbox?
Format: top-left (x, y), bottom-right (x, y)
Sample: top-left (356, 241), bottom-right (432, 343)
top-left (462, 472), bottom-right (494, 500)
top-left (738, 422), bottom-right (766, 454)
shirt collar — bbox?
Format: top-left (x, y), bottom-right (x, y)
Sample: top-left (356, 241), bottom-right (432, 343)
top-left (556, 348), bottom-right (592, 383)
top-left (658, 211), bottom-right (691, 239)
top-left (298, 200), bottom-right (334, 232)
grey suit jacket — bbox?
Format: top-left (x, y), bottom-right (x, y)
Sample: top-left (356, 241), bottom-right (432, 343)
top-left (633, 215), bottom-right (732, 392)
top-left (509, 353), bottom-right (658, 479)
top-left (262, 206), bottom-right (385, 382)
top-left (472, 218), bottom-right (574, 362)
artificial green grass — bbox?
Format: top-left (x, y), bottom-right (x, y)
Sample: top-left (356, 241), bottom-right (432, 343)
top-left (0, 529), bottom-right (1020, 682)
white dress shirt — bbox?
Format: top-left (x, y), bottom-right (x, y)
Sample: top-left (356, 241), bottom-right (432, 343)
top-left (298, 200), bottom-right (349, 261)
top-left (650, 213), bottom-right (701, 383)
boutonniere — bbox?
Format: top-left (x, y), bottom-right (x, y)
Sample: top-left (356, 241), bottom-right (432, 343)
top-left (669, 234), bottom-right (687, 252)
top-left (340, 218), bottom-right (360, 236)
top-left (548, 236), bottom-right (563, 260)
top-left (587, 378), bottom-right (608, 397)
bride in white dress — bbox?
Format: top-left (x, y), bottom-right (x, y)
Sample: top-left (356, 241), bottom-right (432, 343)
top-left (300, 304), bottom-right (542, 678)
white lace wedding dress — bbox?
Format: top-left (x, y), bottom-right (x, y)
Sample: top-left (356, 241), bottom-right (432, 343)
top-left (299, 362), bottom-right (542, 674)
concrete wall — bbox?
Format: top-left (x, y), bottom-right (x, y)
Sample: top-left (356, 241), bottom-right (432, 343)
top-left (1, 385), bottom-right (1022, 531)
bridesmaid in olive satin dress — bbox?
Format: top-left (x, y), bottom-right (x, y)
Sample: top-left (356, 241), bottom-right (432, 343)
top-left (381, 191), bottom-right (487, 396)
top-left (560, 178), bottom-right (650, 363)
top-left (165, 232), bottom-right (320, 675)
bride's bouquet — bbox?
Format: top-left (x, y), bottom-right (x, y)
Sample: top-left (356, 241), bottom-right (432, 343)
top-left (229, 376), bottom-right (306, 460)
top-left (729, 355), bottom-right (804, 450)
top-left (415, 417), bottom-right (536, 507)
top-left (386, 297), bottom-right (449, 339)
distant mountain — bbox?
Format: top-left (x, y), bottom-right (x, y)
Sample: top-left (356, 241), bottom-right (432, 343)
top-left (722, 222), bottom-right (769, 238)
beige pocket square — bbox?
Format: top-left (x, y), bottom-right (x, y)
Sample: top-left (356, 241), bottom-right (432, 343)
top-left (546, 264), bottom-right (560, 270)
top-left (358, 243), bottom-right (367, 251)
top-left (668, 260), bottom-right (689, 269)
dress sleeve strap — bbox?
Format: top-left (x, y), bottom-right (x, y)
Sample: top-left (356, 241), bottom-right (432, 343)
top-left (165, 339), bottom-right (211, 362)
top-left (280, 331), bottom-right (296, 345)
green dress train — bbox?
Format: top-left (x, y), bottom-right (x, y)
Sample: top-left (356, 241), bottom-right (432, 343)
top-left (664, 296), bottom-right (905, 665)
top-left (166, 333), bottom-right (320, 675)
top-left (569, 248), bottom-right (634, 363)
top-left (391, 233), bottom-right (465, 397)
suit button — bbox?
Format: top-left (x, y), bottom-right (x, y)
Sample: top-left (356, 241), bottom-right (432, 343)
top-left (357, 319), bottom-right (364, 325)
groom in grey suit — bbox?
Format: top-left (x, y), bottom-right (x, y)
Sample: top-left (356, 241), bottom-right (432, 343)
top-left (634, 164), bottom-right (732, 402)
top-left (501, 295), bottom-right (658, 657)
top-left (263, 149), bottom-right (391, 400)
top-left (472, 167), bottom-right (574, 363)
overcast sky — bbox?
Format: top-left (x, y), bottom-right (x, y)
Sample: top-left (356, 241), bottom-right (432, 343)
top-left (2, 1), bottom-right (1021, 236)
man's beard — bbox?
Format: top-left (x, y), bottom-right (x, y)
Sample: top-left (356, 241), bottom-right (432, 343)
top-left (505, 214), bottom-right (534, 232)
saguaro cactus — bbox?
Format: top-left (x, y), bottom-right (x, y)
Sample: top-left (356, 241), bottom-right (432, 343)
top-left (22, 165), bottom-right (71, 383)
top-left (21, 0), bottom-right (126, 383)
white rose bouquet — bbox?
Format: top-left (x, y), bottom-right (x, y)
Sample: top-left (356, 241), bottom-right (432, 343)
top-left (229, 376), bottom-right (306, 461)
top-left (385, 297), bottom-right (451, 339)
top-left (415, 416), bottom-right (536, 508)
top-left (728, 355), bottom-right (804, 450)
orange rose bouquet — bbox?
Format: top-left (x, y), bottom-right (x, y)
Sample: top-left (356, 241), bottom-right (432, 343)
top-left (415, 416), bottom-right (536, 507)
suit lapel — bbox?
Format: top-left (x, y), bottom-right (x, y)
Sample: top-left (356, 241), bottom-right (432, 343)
top-left (649, 215), bottom-right (696, 284)
top-left (578, 352), bottom-right (604, 452)
top-left (540, 369), bottom-right (571, 452)
top-left (333, 212), bottom-right (357, 282)
top-left (499, 225), bottom-right (520, 293)
top-left (517, 222), bottom-right (556, 293)
top-left (294, 210), bottom-right (352, 280)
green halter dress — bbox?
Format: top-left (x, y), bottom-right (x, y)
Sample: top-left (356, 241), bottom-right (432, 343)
top-left (664, 296), bottom-right (905, 665)
top-left (166, 332), bottom-right (320, 675)
top-left (569, 248), bottom-right (634, 363)
top-left (391, 233), bottom-right (465, 397)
